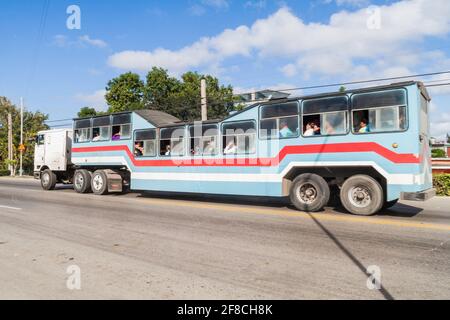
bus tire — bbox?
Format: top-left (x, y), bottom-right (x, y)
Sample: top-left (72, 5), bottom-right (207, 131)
top-left (340, 175), bottom-right (384, 216)
top-left (73, 169), bottom-right (92, 194)
top-left (290, 173), bottom-right (330, 212)
top-left (91, 170), bottom-right (109, 195)
top-left (41, 169), bottom-right (57, 191)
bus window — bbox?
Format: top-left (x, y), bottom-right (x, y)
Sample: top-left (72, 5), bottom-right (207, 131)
top-left (222, 121), bottom-right (256, 155)
top-left (112, 114), bottom-right (131, 140)
top-left (352, 89), bottom-right (407, 134)
top-left (92, 116), bottom-right (111, 142)
top-left (260, 102), bottom-right (299, 139)
top-left (134, 129), bottom-right (156, 157)
top-left (74, 119), bottom-right (91, 143)
top-left (302, 96), bottom-right (348, 137)
top-left (160, 126), bottom-right (185, 156)
top-left (189, 124), bottom-right (218, 156)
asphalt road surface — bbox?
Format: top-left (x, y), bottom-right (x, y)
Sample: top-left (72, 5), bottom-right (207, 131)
top-left (0, 177), bottom-right (449, 299)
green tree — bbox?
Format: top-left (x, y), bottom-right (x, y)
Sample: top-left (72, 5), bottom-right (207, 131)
top-left (105, 72), bottom-right (145, 113)
top-left (432, 149), bottom-right (446, 158)
top-left (0, 97), bottom-right (48, 175)
top-left (339, 86), bottom-right (346, 93)
top-left (144, 68), bottom-right (234, 121)
top-left (145, 67), bottom-right (182, 115)
top-left (77, 106), bottom-right (99, 118)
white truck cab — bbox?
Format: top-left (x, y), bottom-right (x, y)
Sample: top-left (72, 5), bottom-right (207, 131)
top-left (34, 129), bottom-right (73, 189)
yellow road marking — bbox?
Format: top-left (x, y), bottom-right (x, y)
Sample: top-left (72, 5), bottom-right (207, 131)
top-left (138, 197), bottom-right (450, 232)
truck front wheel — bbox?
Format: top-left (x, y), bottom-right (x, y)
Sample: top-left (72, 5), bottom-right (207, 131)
top-left (73, 169), bottom-right (92, 194)
top-left (41, 169), bottom-right (57, 191)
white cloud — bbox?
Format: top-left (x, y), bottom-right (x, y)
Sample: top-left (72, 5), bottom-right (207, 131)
top-left (53, 35), bottom-right (68, 47)
top-left (52, 34), bottom-right (108, 49)
top-left (202, 0), bottom-right (229, 9)
top-left (189, 4), bottom-right (207, 16)
top-left (79, 35), bottom-right (108, 48)
top-left (244, 0), bottom-right (266, 9)
top-left (322, 0), bottom-right (370, 7)
top-left (75, 90), bottom-right (107, 110)
top-left (430, 116), bottom-right (450, 139)
top-left (108, 0), bottom-right (450, 79)
top-left (189, 0), bottom-right (229, 16)
top-left (280, 63), bottom-right (298, 77)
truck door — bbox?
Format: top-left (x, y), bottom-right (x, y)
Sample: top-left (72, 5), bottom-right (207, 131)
top-left (45, 131), bottom-right (68, 171)
top-left (34, 134), bottom-right (45, 171)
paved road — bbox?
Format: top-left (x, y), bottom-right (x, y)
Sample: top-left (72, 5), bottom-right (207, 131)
top-left (0, 177), bottom-right (449, 299)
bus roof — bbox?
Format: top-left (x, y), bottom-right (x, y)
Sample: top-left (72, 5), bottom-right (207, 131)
top-left (223, 81), bottom-right (430, 121)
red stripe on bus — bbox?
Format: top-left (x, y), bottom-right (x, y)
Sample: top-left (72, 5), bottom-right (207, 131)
top-left (71, 142), bottom-right (420, 166)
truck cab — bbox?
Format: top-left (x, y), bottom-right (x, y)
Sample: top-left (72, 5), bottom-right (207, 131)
top-left (34, 129), bottom-right (73, 189)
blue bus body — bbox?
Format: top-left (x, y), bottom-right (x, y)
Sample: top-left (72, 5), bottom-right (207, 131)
top-left (71, 81), bottom-right (433, 203)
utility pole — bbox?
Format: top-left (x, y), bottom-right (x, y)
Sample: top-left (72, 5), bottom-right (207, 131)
top-left (200, 78), bottom-right (207, 121)
top-left (7, 113), bottom-right (13, 176)
top-left (19, 97), bottom-right (24, 176)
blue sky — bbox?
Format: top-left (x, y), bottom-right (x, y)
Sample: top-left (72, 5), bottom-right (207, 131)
top-left (0, 0), bottom-right (449, 138)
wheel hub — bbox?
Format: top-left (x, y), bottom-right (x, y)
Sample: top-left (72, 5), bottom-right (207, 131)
top-left (298, 183), bottom-right (317, 204)
top-left (349, 186), bottom-right (371, 208)
top-left (74, 174), bottom-right (84, 189)
top-left (93, 174), bottom-right (103, 191)
top-left (42, 173), bottom-right (49, 185)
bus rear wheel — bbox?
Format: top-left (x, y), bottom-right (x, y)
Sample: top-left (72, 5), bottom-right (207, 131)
top-left (41, 169), bottom-right (57, 191)
top-left (73, 169), bottom-right (92, 194)
top-left (290, 173), bottom-right (330, 212)
top-left (91, 170), bottom-right (109, 195)
top-left (340, 175), bottom-right (384, 216)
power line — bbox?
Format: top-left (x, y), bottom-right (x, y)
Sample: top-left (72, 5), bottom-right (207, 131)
top-left (236, 70), bottom-right (450, 96)
top-left (45, 118), bottom-right (73, 123)
top-left (47, 123), bottom-right (72, 128)
top-left (425, 82), bottom-right (450, 88)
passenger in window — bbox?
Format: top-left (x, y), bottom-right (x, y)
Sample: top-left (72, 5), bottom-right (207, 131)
top-left (203, 141), bottom-right (216, 154)
top-left (192, 145), bottom-right (201, 155)
top-left (312, 122), bottom-right (321, 135)
top-left (304, 123), bottom-right (315, 136)
top-left (92, 131), bottom-right (101, 142)
top-left (358, 119), bottom-right (370, 133)
top-left (134, 142), bottom-right (144, 156)
top-left (279, 121), bottom-right (295, 138)
top-left (164, 145), bottom-right (171, 156)
top-left (112, 128), bottom-right (121, 141)
top-left (224, 140), bottom-right (237, 154)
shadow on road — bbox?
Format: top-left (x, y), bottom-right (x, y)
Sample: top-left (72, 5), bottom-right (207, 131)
top-left (136, 191), bottom-right (289, 209)
top-left (377, 203), bottom-right (424, 218)
top-left (329, 203), bottom-right (423, 218)
top-left (306, 213), bottom-right (395, 300)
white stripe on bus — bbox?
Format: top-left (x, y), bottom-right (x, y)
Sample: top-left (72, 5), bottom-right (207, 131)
top-left (72, 156), bottom-right (427, 186)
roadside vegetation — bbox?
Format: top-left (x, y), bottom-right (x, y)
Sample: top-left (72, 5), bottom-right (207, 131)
top-left (433, 174), bottom-right (450, 196)
top-left (431, 149), bottom-right (446, 158)
top-left (0, 97), bottom-right (48, 175)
